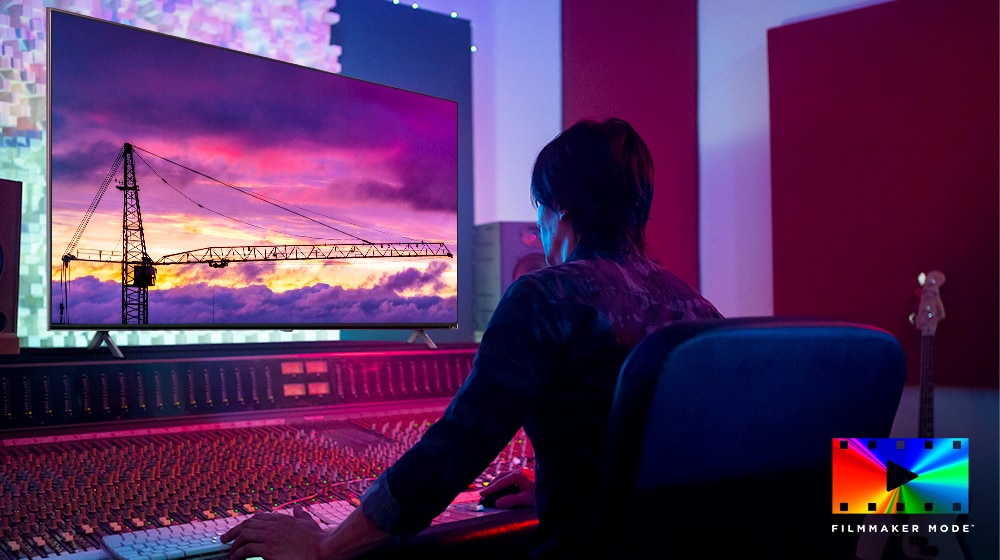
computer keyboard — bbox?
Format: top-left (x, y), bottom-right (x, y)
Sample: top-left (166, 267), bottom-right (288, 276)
top-left (102, 514), bottom-right (244, 560)
top-left (101, 493), bottom-right (492, 560)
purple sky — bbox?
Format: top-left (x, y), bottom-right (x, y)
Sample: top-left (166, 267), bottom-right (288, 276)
top-left (49, 11), bottom-right (458, 327)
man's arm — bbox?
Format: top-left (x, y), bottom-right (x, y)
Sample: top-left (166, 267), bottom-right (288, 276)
top-left (222, 505), bottom-right (392, 560)
top-left (317, 507), bottom-right (394, 559)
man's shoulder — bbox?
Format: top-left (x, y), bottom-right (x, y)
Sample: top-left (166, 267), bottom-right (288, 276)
top-left (511, 253), bottom-right (677, 293)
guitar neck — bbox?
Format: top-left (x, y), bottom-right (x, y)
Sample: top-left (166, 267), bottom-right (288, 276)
top-left (918, 333), bottom-right (934, 438)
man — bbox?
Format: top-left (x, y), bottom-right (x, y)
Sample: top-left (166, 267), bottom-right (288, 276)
top-left (223, 118), bottom-right (722, 559)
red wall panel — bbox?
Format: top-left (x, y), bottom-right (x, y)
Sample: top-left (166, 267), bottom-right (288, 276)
top-left (769, 0), bottom-right (998, 387)
top-left (561, 0), bottom-right (700, 288)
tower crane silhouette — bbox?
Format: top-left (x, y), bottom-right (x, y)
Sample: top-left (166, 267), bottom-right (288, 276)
top-left (59, 142), bottom-right (453, 328)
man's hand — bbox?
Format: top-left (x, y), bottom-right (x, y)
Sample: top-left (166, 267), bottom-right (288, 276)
top-left (224, 503), bottom-right (394, 560)
top-left (223, 506), bottom-right (326, 560)
top-left (479, 468), bottom-right (536, 509)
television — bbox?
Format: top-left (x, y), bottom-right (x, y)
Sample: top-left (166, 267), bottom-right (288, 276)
top-left (46, 9), bottom-right (459, 337)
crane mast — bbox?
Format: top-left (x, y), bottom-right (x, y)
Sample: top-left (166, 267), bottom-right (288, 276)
top-left (118, 143), bottom-right (156, 324)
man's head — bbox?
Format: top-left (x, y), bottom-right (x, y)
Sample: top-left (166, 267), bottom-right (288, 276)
top-left (530, 118), bottom-right (654, 260)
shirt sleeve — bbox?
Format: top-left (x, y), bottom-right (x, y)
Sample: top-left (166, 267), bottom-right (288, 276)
top-left (360, 278), bottom-right (555, 534)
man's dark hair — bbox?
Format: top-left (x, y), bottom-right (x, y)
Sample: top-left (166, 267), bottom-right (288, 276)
top-left (530, 118), bottom-right (654, 255)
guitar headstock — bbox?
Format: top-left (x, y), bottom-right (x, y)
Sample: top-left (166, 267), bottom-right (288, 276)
top-left (913, 270), bottom-right (946, 336)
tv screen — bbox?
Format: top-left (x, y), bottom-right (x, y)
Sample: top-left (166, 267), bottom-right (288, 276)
top-left (47, 9), bottom-right (459, 332)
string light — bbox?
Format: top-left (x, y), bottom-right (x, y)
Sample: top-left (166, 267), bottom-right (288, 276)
top-left (385, 2), bottom-right (475, 53)
top-left (390, 1), bottom-right (462, 21)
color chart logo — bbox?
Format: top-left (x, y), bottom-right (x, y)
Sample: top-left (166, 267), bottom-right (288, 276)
top-left (832, 438), bottom-right (969, 514)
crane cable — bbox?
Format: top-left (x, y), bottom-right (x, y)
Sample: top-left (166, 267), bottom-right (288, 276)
top-left (132, 145), bottom-right (425, 245)
top-left (62, 148), bottom-right (125, 259)
top-left (131, 149), bottom-right (337, 243)
top-left (59, 147), bottom-right (127, 323)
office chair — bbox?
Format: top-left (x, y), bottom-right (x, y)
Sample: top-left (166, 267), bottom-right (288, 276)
top-left (594, 317), bottom-right (906, 559)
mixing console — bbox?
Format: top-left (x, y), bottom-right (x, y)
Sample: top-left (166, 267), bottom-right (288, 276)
top-left (0, 341), bottom-right (537, 559)
top-left (0, 340), bottom-right (479, 432)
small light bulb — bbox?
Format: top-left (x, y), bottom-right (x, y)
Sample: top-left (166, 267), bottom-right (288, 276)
top-left (450, 11), bottom-right (458, 18)
top-left (470, 45), bottom-right (478, 52)
top-left (411, 3), bottom-right (419, 9)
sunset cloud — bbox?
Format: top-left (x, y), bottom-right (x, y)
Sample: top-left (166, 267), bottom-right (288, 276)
top-left (55, 262), bottom-right (456, 327)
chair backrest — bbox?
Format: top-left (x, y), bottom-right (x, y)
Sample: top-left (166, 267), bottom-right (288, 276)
top-left (594, 317), bottom-right (906, 558)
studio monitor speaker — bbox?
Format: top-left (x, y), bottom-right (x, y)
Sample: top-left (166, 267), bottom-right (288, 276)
top-left (0, 179), bottom-right (22, 354)
top-left (473, 221), bottom-right (546, 335)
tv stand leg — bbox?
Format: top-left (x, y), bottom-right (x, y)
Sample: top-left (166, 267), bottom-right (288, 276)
top-left (88, 330), bottom-right (125, 359)
top-left (406, 329), bottom-right (438, 350)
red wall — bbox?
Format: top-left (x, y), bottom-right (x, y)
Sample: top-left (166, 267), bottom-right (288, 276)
top-left (769, 0), bottom-right (998, 387)
top-left (561, 0), bottom-right (700, 288)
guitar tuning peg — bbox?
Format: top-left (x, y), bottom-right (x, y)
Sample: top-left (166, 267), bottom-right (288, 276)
top-left (908, 312), bottom-right (916, 325)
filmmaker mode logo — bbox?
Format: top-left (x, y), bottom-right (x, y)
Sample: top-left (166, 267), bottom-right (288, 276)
top-left (832, 438), bottom-right (969, 514)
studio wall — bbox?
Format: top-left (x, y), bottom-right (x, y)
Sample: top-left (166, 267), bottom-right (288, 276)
top-left (768, 0), bottom-right (998, 388)
top-left (561, 0), bottom-right (700, 288)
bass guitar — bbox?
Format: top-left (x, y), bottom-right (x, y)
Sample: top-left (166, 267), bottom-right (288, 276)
top-left (888, 270), bottom-right (972, 560)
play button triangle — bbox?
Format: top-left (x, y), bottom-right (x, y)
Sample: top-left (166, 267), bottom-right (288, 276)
top-left (886, 460), bottom-right (919, 492)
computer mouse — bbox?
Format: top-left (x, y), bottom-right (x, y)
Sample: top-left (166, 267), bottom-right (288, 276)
top-left (479, 484), bottom-right (520, 508)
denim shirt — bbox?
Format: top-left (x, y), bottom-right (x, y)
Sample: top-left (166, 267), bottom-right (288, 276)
top-left (360, 245), bottom-right (722, 557)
